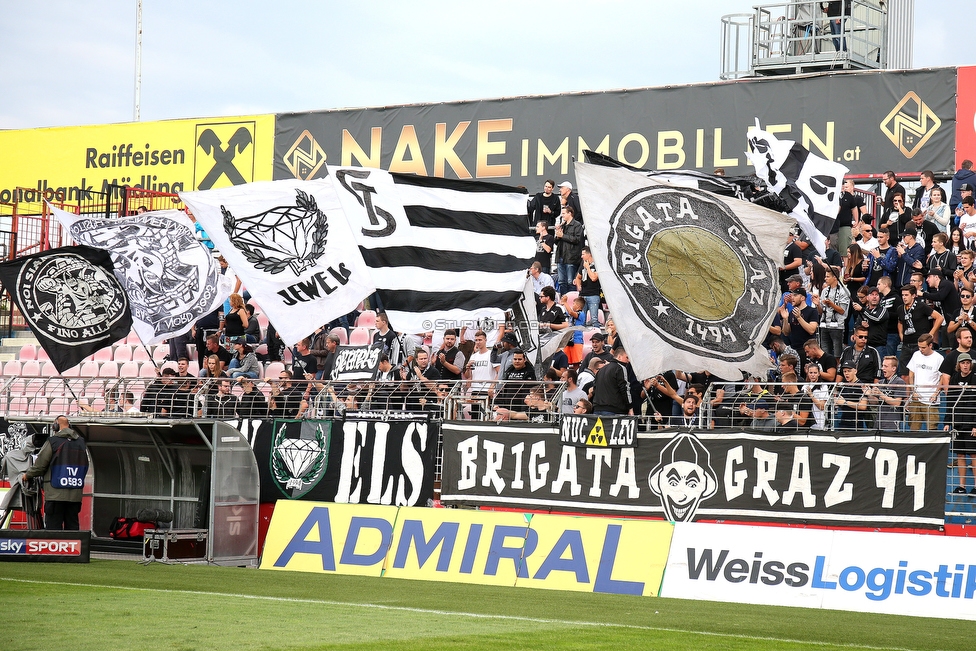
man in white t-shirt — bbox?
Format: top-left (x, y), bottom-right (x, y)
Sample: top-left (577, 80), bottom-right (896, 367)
top-left (463, 330), bottom-right (498, 420)
top-left (560, 368), bottom-right (587, 414)
top-left (907, 333), bottom-right (945, 431)
top-left (959, 197), bottom-right (976, 244)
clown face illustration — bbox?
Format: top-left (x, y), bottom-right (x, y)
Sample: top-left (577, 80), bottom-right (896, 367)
top-left (648, 432), bottom-right (718, 522)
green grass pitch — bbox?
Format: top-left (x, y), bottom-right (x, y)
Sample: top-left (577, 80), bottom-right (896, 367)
top-left (0, 559), bottom-right (970, 651)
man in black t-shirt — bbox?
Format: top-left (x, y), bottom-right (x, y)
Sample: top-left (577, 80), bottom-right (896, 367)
top-left (291, 337), bottom-right (318, 380)
top-left (780, 232), bottom-right (804, 291)
top-left (897, 284), bottom-right (944, 374)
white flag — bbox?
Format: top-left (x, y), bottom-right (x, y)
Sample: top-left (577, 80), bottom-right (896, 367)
top-left (576, 161), bottom-right (794, 380)
top-left (180, 180), bottom-right (375, 346)
top-left (329, 166), bottom-right (534, 335)
top-left (50, 205), bottom-right (232, 346)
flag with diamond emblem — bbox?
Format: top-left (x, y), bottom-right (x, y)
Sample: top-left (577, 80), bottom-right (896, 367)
top-left (181, 180), bottom-right (375, 346)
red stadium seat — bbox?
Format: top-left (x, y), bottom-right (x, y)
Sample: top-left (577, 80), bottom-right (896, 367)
top-left (132, 346), bottom-right (151, 363)
top-left (93, 348), bottom-right (113, 363)
top-left (98, 362), bottom-right (119, 378)
top-left (113, 345), bottom-right (132, 363)
top-left (21, 360), bottom-right (41, 376)
top-left (349, 327), bottom-right (372, 346)
top-left (3, 360), bottom-right (22, 378)
top-left (119, 361), bottom-right (141, 377)
top-left (139, 362), bottom-right (159, 378)
top-left (264, 362), bottom-right (285, 381)
top-left (18, 344), bottom-right (36, 361)
top-left (329, 327), bottom-right (349, 345)
top-left (356, 310), bottom-right (377, 329)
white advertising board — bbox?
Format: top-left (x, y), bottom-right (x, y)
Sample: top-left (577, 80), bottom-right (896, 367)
top-left (662, 522), bottom-right (976, 621)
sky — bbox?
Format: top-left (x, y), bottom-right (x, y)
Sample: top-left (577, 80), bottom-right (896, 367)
top-left (1, 0), bottom-right (971, 130)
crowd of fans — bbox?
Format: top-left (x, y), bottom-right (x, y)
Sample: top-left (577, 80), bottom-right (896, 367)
top-left (66, 163), bottom-right (976, 491)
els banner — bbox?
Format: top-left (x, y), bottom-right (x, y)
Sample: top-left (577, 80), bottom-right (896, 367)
top-left (439, 422), bottom-right (949, 529)
top-left (253, 417), bottom-right (436, 506)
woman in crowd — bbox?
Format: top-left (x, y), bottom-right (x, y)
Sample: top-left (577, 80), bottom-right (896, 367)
top-left (814, 265), bottom-right (849, 358)
top-left (925, 187), bottom-right (951, 233)
top-left (228, 339), bottom-right (261, 379)
top-left (949, 227), bottom-right (969, 255)
top-left (222, 293), bottom-right (250, 342)
top-left (198, 354), bottom-right (229, 401)
top-left (801, 363), bottom-right (831, 430)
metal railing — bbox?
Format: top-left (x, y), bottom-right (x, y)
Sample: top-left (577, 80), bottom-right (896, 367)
top-left (722, 0), bottom-right (888, 79)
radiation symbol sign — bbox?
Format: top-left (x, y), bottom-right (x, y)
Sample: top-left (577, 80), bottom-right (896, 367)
top-left (606, 186), bottom-right (777, 361)
top-left (586, 418), bottom-right (607, 446)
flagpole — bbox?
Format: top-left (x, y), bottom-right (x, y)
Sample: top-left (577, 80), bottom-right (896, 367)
top-left (133, 0), bottom-right (142, 122)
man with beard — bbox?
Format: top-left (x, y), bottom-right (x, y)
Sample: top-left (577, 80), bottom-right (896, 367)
top-left (881, 171), bottom-right (907, 214)
top-left (494, 350), bottom-right (537, 416)
top-left (897, 284), bottom-right (944, 375)
top-left (434, 329), bottom-right (465, 382)
top-left (529, 179), bottom-right (561, 227)
top-left (401, 348), bottom-right (442, 413)
top-left (802, 339), bottom-right (838, 382)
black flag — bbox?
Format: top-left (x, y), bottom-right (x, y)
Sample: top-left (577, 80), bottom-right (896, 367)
top-left (0, 246), bottom-right (133, 373)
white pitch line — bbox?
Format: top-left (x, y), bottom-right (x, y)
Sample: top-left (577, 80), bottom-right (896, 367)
top-left (0, 577), bottom-right (946, 651)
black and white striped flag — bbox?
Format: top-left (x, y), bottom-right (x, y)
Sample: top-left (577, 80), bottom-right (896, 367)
top-left (330, 167), bottom-right (535, 334)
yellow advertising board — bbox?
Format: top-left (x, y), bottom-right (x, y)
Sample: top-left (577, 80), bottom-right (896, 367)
top-left (260, 501), bottom-right (674, 596)
top-left (260, 501), bottom-right (398, 577)
top-left (0, 114), bottom-right (275, 204)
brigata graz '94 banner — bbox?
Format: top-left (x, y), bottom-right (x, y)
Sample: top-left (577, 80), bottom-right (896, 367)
top-left (252, 417), bottom-right (436, 506)
top-left (439, 422), bottom-right (949, 529)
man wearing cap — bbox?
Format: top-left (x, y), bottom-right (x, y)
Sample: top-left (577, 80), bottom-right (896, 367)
top-left (558, 181), bottom-right (582, 222)
top-left (580, 332), bottom-right (612, 371)
top-left (494, 331), bottom-right (519, 378)
top-left (860, 286), bottom-right (889, 361)
top-left (943, 350), bottom-right (976, 494)
top-left (907, 333), bottom-right (945, 431)
top-left (955, 184), bottom-right (975, 223)
top-left (838, 325), bottom-right (881, 384)
top-left (775, 288), bottom-right (819, 360)
top-left (777, 275), bottom-right (813, 309)
top-left (951, 160), bottom-right (976, 213)
top-left (894, 228), bottom-right (926, 287)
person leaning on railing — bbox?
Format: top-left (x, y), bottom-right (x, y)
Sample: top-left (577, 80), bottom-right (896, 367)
top-left (865, 356), bottom-right (908, 431)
